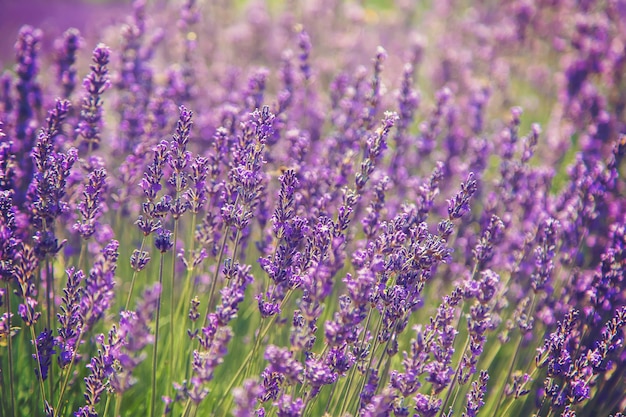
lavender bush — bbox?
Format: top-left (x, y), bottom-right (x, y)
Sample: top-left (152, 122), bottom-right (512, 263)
top-left (0, 0), bottom-right (625, 416)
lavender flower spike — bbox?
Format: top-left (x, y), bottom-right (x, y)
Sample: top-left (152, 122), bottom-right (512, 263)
top-left (76, 43), bottom-right (111, 150)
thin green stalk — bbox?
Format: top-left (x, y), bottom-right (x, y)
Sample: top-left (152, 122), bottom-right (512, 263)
top-left (103, 394), bottom-right (111, 417)
top-left (177, 212), bottom-right (197, 318)
top-left (492, 293), bottom-right (537, 417)
top-left (243, 316), bottom-right (266, 380)
top-left (204, 229), bottom-right (229, 325)
top-left (438, 335), bottom-right (471, 417)
top-left (114, 394), bottom-right (122, 417)
top-left (343, 313), bottom-right (384, 417)
top-left (45, 258), bottom-right (55, 402)
top-left (169, 218), bottom-right (179, 385)
top-left (77, 242), bottom-right (87, 273)
top-left (125, 236), bottom-right (147, 310)
top-left (15, 276), bottom-right (48, 413)
top-left (54, 328), bottom-right (85, 417)
top-left (149, 252), bottom-right (166, 417)
top-left (4, 282), bottom-right (17, 417)
top-left (215, 290), bottom-right (295, 416)
top-left (324, 382), bottom-right (338, 414)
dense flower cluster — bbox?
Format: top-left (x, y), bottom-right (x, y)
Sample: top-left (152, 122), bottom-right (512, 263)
top-left (0, 1), bottom-right (624, 417)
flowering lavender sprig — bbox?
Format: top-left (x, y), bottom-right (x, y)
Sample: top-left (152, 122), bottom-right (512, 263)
top-left (0, 123), bottom-right (17, 193)
top-left (233, 379), bottom-right (264, 417)
top-left (419, 87), bottom-right (451, 155)
top-left (76, 44), bottom-right (111, 151)
top-left (531, 218), bottom-right (560, 293)
top-left (355, 112), bottom-right (398, 194)
top-left (74, 328), bottom-right (121, 417)
top-left (110, 284), bottom-right (160, 394)
top-left (462, 370), bottom-right (489, 417)
top-left (33, 328), bottom-right (55, 381)
top-left (57, 267), bottom-right (84, 369)
top-left (29, 99), bottom-right (73, 238)
top-left (73, 168), bottom-right (107, 240)
top-left (80, 240), bottom-right (119, 330)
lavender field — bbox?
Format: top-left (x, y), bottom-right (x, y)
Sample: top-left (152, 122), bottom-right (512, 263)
top-left (0, 0), bottom-right (625, 416)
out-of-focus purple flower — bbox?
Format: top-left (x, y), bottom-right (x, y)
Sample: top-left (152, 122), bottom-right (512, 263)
top-left (360, 368), bottom-right (379, 409)
top-left (233, 379), bottom-right (263, 417)
top-left (296, 26), bottom-right (312, 82)
top-left (361, 388), bottom-right (396, 417)
top-left (304, 353), bottom-right (337, 398)
top-left (216, 260), bottom-right (253, 326)
top-left (55, 28), bottom-right (82, 99)
top-left (14, 25), bottom-right (42, 151)
top-left (530, 218), bottom-right (559, 293)
top-left (14, 245), bottom-right (40, 326)
top-left (275, 394), bottom-right (303, 417)
top-left (189, 326), bottom-right (233, 404)
top-left (81, 240), bottom-right (119, 329)
top-left (447, 172), bottom-right (478, 221)
top-left (356, 112), bottom-right (398, 194)
top-left (419, 87), bottom-right (451, 155)
top-left (263, 345), bottom-right (303, 383)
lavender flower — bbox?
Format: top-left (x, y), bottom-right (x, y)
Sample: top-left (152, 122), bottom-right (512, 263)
top-left (462, 370), bottom-right (489, 417)
top-left (76, 44), bottom-right (111, 150)
top-left (81, 240), bottom-right (119, 329)
top-left (233, 379), bottom-right (264, 417)
top-left (33, 328), bottom-right (55, 381)
top-left (55, 28), bottom-right (82, 99)
top-left (57, 267), bottom-right (84, 368)
top-left (73, 168), bottom-right (107, 240)
top-left (263, 345), bottom-right (303, 383)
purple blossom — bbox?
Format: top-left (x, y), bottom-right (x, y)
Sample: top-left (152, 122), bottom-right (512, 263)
top-left (55, 28), bottom-right (82, 99)
top-left (462, 370), bottom-right (489, 417)
top-left (33, 328), bottom-right (55, 381)
top-left (57, 267), bottom-right (84, 369)
top-left (73, 168), bottom-right (107, 239)
top-left (233, 379), bottom-right (264, 417)
top-left (263, 345), bottom-right (303, 383)
top-left (275, 394), bottom-right (304, 417)
top-left (81, 240), bottom-right (119, 329)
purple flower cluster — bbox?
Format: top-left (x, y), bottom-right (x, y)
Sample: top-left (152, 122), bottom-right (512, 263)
top-left (0, 1), bottom-right (624, 417)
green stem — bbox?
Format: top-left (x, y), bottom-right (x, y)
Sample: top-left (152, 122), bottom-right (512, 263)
top-left (54, 328), bottom-right (85, 417)
top-left (45, 258), bottom-right (55, 402)
top-left (103, 394), bottom-right (111, 417)
top-left (149, 252), bottom-right (166, 417)
top-left (114, 394), bottom-right (122, 417)
top-left (493, 293), bottom-right (537, 417)
top-left (204, 229), bottom-right (229, 326)
top-left (4, 282), bottom-right (17, 417)
top-left (170, 218), bottom-right (179, 386)
top-left (438, 335), bottom-right (471, 417)
top-left (216, 290), bottom-right (295, 416)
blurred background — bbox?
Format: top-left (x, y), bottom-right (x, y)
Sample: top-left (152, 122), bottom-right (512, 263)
top-left (0, 0), bottom-right (131, 63)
